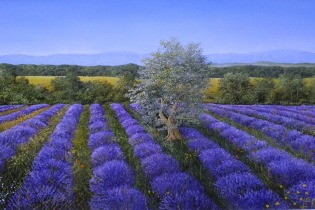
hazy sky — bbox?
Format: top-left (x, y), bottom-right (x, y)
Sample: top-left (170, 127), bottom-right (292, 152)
top-left (1, 0), bottom-right (315, 55)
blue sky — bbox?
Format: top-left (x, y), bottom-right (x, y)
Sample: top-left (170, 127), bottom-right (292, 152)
top-left (0, 0), bottom-right (314, 55)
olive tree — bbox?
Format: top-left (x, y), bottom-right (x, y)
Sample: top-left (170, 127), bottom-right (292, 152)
top-left (128, 39), bottom-right (210, 141)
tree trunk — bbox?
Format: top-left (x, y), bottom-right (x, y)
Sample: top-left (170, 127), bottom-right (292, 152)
top-left (165, 124), bottom-right (182, 141)
top-left (159, 100), bottom-right (182, 141)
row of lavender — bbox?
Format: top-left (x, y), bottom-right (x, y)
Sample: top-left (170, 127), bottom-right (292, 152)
top-left (180, 127), bottom-right (287, 209)
top-left (112, 103), bottom-right (218, 209)
top-left (211, 104), bottom-right (315, 133)
top-left (6, 104), bottom-right (83, 209)
top-left (0, 104), bottom-right (49, 124)
top-left (0, 104), bottom-right (65, 172)
top-left (206, 104), bottom-right (315, 161)
top-left (200, 113), bottom-right (315, 208)
top-left (0, 105), bottom-right (24, 113)
top-left (245, 105), bottom-right (315, 121)
top-left (88, 104), bottom-right (148, 209)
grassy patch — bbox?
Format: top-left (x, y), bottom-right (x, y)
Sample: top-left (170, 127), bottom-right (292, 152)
top-left (71, 105), bottom-right (92, 209)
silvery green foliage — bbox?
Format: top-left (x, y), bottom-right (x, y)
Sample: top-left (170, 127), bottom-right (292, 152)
top-left (128, 39), bottom-right (210, 130)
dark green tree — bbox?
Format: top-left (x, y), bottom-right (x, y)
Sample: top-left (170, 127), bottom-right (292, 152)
top-left (271, 73), bottom-right (308, 104)
top-left (216, 72), bottom-right (254, 104)
top-left (81, 81), bottom-right (114, 104)
top-left (308, 78), bottom-right (315, 104)
top-left (252, 78), bottom-right (275, 104)
top-left (50, 73), bottom-right (84, 103)
top-left (113, 74), bottom-right (137, 102)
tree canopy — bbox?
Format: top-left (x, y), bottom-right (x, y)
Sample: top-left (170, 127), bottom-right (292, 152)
top-left (129, 39), bottom-right (210, 141)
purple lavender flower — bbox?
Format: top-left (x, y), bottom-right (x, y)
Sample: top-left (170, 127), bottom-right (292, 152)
top-left (121, 119), bottom-right (138, 128)
top-left (159, 189), bottom-right (218, 210)
top-left (91, 144), bottom-right (125, 168)
top-left (287, 181), bottom-right (315, 208)
top-left (215, 172), bottom-right (264, 203)
top-left (125, 125), bottom-right (146, 136)
top-left (22, 119), bottom-right (46, 129)
top-left (291, 136), bottom-right (315, 159)
top-left (90, 160), bottom-right (135, 193)
top-left (199, 148), bottom-right (232, 170)
top-left (261, 125), bottom-right (286, 140)
top-left (7, 184), bottom-right (73, 209)
top-left (89, 121), bottom-right (107, 134)
top-left (89, 186), bottom-right (148, 210)
top-left (180, 127), bottom-right (204, 139)
top-left (208, 121), bottom-right (229, 132)
top-left (250, 147), bottom-right (292, 165)
top-left (212, 159), bottom-right (250, 180)
top-left (88, 131), bottom-right (115, 151)
top-left (268, 159), bottom-right (315, 187)
top-left (151, 172), bottom-right (204, 197)
top-left (133, 142), bottom-right (162, 159)
top-left (141, 153), bottom-right (181, 179)
top-left (0, 104), bottom-right (49, 124)
top-left (32, 158), bottom-right (72, 174)
top-left (237, 189), bottom-right (288, 209)
top-left (128, 132), bottom-right (154, 146)
top-left (186, 138), bottom-right (219, 152)
top-left (26, 169), bottom-right (73, 191)
top-left (0, 105), bottom-right (23, 113)
top-left (46, 136), bottom-right (73, 151)
top-left (34, 146), bottom-right (71, 162)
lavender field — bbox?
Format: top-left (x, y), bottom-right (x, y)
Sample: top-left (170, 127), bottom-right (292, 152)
top-left (0, 103), bottom-right (315, 209)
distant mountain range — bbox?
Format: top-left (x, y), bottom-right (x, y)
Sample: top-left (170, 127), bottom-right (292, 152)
top-left (0, 50), bottom-right (315, 66)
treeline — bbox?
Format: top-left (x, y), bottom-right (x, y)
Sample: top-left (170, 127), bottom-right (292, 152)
top-left (213, 72), bottom-right (315, 105)
top-left (211, 65), bottom-right (315, 78)
top-left (0, 71), bottom-right (135, 105)
top-left (0, 63), bottom-right (139, 77)
top-left (1, 63), bottom-right (315, 78)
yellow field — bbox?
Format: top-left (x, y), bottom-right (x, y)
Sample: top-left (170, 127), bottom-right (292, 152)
top-left (22, 76), bottom-right (119, 90)
top-left (23, 76), bottom-right (315, 95)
